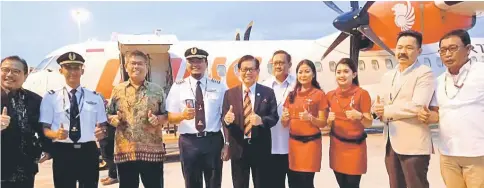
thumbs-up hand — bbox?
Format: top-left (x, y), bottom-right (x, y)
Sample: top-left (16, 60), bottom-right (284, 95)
top-left (183, 107), bottom-right (195, 120)
top-left (1, 107), bottom-right (10, 131)
top-left (249, 112), bottom-right (262, 126)
top-left (346, 107), bottom-right (363, 121)
top-left (374, 95), bottom-right (384, 117)
top-left (94, 123), bottom-right (107, 140)
top-left (281, 107), bottom-right (290, 121)
top-left (417, 106), bottom-right (431, 124)
top-left (327, 111), bottom-right (336, 124)
top-left (224, 105), bottom-right (235, 124)
top-left (299, 109), bottom-right (312, 121)
top-left (56, 123), bottom-right (68, 140)
top-left (148, 110), bottom-right (159, 126)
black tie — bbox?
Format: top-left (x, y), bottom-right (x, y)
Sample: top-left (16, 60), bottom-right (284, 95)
top-left (195, 81), bottom-right (206, 132)
top-left (69, 89), bottom-right (81, 143)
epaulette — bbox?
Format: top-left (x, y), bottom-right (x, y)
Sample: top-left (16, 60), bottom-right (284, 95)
top-left (48, 90), bottom-right (55, 94)
top-left (210, 78), bottom-right (221, 84)
top-left (175, 80), bottom-right (185, 85)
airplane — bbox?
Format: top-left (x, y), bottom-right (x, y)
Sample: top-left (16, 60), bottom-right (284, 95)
top-left (23, 1), bottom-right (484, 125)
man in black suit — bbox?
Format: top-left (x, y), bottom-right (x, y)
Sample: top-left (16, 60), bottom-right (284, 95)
top-left (222, 55), bottom-right (279, 188)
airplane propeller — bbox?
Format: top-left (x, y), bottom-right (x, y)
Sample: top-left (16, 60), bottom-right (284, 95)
top-left (322, 1), bottom-right (395, 66)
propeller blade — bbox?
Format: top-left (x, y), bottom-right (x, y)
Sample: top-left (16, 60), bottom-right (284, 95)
top-left (323, 1), bottom-right (344, 14)
top-left (243, 21), bottom-right (253, 41)
top-left (350, 1), bottom-right (359, 11)
top-left (359, 1), bottom-right (375, 15)
top-left (349, 34), bottom-right (361, 82)
top-left (357, 25), bottom-right (395, 56)
top-left (322, 32), bottom-right (349, 60)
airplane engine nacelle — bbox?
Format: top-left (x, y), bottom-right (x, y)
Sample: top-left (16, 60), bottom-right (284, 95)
top-left (365, 1), bottom-right (475, 51)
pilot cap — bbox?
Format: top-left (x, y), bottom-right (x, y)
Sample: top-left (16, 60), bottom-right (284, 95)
top-left (184, 47), bottom-right (208, 59)
top-left (57, 52), bottom-right (85, 66)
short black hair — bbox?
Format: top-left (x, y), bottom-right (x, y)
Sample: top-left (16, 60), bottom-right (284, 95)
top-left (237, 55), bottom-right (260, 69)
top-left (1, 55), bottom-right (29, 75)
top-left (272, 50), bottom-right (292, 63)
top-left (396, 30), bottom-right (423, 48)
top-left (439, 29), bottom-right (471, 47)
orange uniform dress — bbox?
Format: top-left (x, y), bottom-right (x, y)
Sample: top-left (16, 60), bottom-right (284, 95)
top-left (327, 85), bottom-right (371, 175)
top-left (283, 87), bottom-right (328, 172)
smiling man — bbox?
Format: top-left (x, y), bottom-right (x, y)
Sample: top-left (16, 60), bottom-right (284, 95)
top-left (372, 30), bottom-right (436, 188)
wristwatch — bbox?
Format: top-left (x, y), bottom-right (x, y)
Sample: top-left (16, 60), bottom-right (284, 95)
top-left (224, 141), bottom-right (230, 146)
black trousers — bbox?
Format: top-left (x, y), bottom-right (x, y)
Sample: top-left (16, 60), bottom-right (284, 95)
top-left (385, 140), bottom-right (430, 188)
top-left (334, 171), bottom-right (362, 188)
top-left (117, 161), bottom-right (164, 188)
top-left (179, 132), bottom-right (223, 188)
top-left (288, 170), bottom-right (315, 188)
top-left (1, 177), bottom-right (35, 188)
top-left (268, 154), bottom-right (289, 188)
top-left (231, 139), bottom-right (270, 188)
top-left (52, 141), bottom-right (99, 188)
top-left (100, 138), bottom-right (117, 179)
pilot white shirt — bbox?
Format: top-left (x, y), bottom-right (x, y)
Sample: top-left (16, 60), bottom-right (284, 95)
top-left (166, 76), bottom-right (227, 134)
top-left (39, 85), bottom-right (107, 143)
top-left (242, 83), bottom-right (257, 139)
top-left (430, 61), bottom-right (484, 157)
top-left (262, 75), bottom-right (296, 154)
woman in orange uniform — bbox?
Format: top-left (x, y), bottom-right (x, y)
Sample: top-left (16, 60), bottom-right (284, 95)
top-left (326, 58), bottom-right (373, 188)
top-left (281, 59), bottom-right (328, 188)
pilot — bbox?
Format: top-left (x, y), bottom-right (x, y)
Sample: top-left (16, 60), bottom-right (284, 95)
top-left (166, 47), bottom-right (229, 188)
top-left (39, 51), bottom-right (108, 188)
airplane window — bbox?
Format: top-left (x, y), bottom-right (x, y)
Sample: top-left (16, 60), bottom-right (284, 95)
top-left (267, 63), bottom-right (273, 75)
top-left (358, 60), bottom-right (366, 71)
top-left (471, 56), bottom-right (478, 63)
top-left (216, 65), bottom-right (226, 77)
top-left (424, 58), bottom-right (431, 67)
top-left (314, 61), bottom-right (322, 72)
top-left (436, 57), bottom-right (443, 67)
top-left (329, 61), bottom-right (336, 72)
top-left (385, 59), bottom-right (393, 69)
top-left (33, 56), bottom-right (60, 72)
top-left (371, 60), bottom-right (379, 70)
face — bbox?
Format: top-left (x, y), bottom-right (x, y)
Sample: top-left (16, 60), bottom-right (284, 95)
top-left (125, 55), bottom-right (147, 81)
top-left (335, 63), bottom-right (356, 87)
top-left (238, 60), bottom-right (259, 85)
top-left (395, 36), bottom-right (422, 66)
top-left (439, 36), bottom-right (471, 70)
top-left (187, 58), bottom-right (207, 76)
top-left (272, 54), bottom-right (291, 78)
top-left (1, 60), bottom-right (27, 90)
top-left (59, 63), bottom-right (84, 83)
top-left (297, 63), bottom-right (314, 86)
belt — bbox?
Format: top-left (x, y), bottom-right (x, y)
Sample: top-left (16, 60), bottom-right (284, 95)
top-left (289, 132), bottom-right (322, 143)
top-left (53, 141), bottom-right (96, 149)
top-left (330, 128), bottom-right (367, 144)
top-left (181, 131), bottom-right (221, 138)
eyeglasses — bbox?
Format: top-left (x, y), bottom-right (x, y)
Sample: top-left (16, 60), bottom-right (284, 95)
top-left (240, 68), bottom-right (257, 73)
top-left (438, 45), bottom-right (464, 55)
top-left (272, 61), bottom-right (287, 66)
top-left (1, 67), bottom-right (22, 76)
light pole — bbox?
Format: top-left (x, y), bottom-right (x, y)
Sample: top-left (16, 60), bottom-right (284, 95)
top-left (71, 9), bottom-right (89, 42)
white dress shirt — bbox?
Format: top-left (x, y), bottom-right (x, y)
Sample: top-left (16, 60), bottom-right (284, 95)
top-left (431, 61), bottom-right (484, 157)
top-left (166, 76), bottom-right (227, 134)
top-left (262, 75), bottom-right (296, 154)
top-left (39, 85), bottom-right (107, 143)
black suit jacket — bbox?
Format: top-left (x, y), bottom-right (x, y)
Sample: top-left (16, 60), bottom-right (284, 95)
top-left (222, 83), bottom-right (279, 160)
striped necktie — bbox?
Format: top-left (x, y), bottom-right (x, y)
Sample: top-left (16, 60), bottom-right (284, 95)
top-left (243, 88), bottom-right (252, 137)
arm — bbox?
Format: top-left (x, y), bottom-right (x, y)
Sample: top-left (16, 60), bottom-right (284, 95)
top-left (360, 90), bottom-right (373, 128)
top-left (39, 94), bottom-right (58, 140)
top-left (310, 109), bottom-right (328, 128)
top-left (221, 90), bottom-right (235, 127)
top-left (427, 106), bottom-right (439, 124)
top-left (106, 89), bottom-right (121, 127)
top-left (384, 70), bottom-right (435, 121)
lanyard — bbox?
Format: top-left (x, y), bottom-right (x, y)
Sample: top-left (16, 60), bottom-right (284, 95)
top-left (189, 78), bottom-right (208, 101)
top-left (63, 87), bottom-right (84, 119)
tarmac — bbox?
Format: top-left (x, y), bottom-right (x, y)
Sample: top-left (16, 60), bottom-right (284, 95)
top-left (33, 128), bottom-right (447, 188)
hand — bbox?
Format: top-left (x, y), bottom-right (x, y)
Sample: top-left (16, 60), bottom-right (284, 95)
top-left (94, 123), bottom-right (107, 141)
top-left (183, 108), bottom-right (195, 120)
top-left (327, 112), bottom-right (336, 125)
top-left (221, 144), bottom-right (230, 161)
top-left (56, 123), bottom-right (68, 140)
top-left (299, 110), bottom-right (312, 121)
top-left (148, 110), bottom-right (159, 126)
top-left (282, 107), bottom-right (290, 121)
top-left (345, 107), bottom-right (363, 121)
top-left (418, 106), bottom-right (431, 124)
top-left (39, 152), bottom-right (51, 163)
top-left (374, 95), bottom-right (384, 118)
top-left (224, 105), bottom-right (235, 124)
top-left (109, 111), bottom-right (124, 124)
top-left (249, 113), bottom-right (262, 126)
top-left (1, 107), bottom-right (10, 131)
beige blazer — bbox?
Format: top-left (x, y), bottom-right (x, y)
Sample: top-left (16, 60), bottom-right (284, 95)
top-left (376, 61), bottom-right (436, 155)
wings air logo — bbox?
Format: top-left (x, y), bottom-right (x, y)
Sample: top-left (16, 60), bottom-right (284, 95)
top-left (391, 1), bottom-right (415, 31)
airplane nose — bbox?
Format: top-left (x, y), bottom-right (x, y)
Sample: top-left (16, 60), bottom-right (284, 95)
top-left (23, 70), bottom-right (65, 96)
